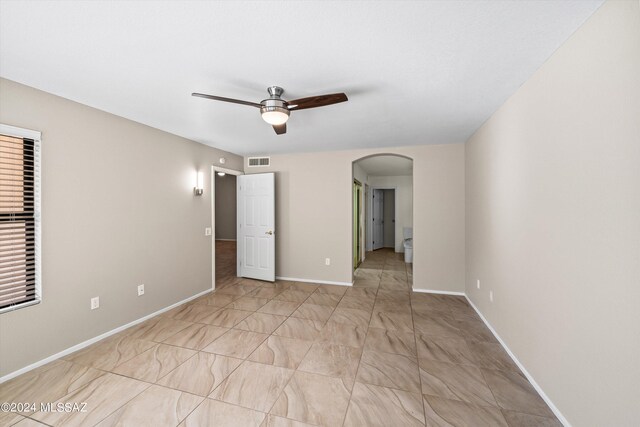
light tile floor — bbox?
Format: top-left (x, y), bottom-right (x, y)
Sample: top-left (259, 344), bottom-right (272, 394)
top-left (0, 246), bottom-right (561, 426)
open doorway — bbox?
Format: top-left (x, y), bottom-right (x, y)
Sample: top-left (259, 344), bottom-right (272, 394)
top-left (214, 172), bottom-right (237, 285)
top-left (371, 188), bottom-right (395, 251)
top-left (211, 168), bottom-right (275, 289)
top-left (352, 154), bottom-right (413, 288)
top-left (211, 166), bottom-right (243, 290)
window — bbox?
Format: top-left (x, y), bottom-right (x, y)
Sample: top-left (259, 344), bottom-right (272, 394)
top-left (0, 124), bottom-right (41, 313)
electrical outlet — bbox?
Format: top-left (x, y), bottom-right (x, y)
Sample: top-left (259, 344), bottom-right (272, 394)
top-left (91, 297), bottom-right (100, 310)
top-left (138, 284), bottom-right (145, 296)
top-left (205, 227), bottom-right (212, 236)
top-left (489, 290), bottom-right (494, 302)
top-left (325, 258), bottom-right (331, 266)
top-left (477, 279), bottom-right (480, 289)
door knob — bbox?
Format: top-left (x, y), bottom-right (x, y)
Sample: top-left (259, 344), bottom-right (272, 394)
top-left (265, 230), bottom-right (273, 235)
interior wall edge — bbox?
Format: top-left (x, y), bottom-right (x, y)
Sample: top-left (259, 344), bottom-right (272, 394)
top-left (0, 288), bottom-right (212, 385)
top-left (465, 295), bottom-right (571, 427)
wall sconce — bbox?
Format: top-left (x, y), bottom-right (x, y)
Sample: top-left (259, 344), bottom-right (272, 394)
top-left (217, 172), bottom-right (226, 177)
top-left (194, 171), bottom-right (204, 196)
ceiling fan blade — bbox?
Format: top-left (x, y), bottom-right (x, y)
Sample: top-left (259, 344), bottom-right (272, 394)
top-left (287, 93), bottom-right (348, 111)
top-left (192, 93), bottom-right (261, 108)
top-left (273, 123), bottom-right (287, 135)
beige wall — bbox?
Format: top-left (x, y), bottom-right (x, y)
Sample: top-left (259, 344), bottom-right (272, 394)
top-left (214, 174), bottom-right (237, 240)
top-left (0, 78), bottom-right (243, 377)
top-left (245, 144), bottom-right (464, 291)
top-left (465, 1), bottom-right (640, 425)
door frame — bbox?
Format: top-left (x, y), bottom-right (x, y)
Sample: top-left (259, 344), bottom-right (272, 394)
top-left (211, 165), bottom-right (244, 291)
top-left (353, 179), bottom-right (364, 269)
top-left (371, 188), bottom-right (385, 251)
top-left (351, 153), bottom-right (413, 282)
top-left (369, 185), bottom-right (398, 252)
top-left (364, 184), bottom-right (371, 252)
top-left (382, 188), bottom-right (396, 249)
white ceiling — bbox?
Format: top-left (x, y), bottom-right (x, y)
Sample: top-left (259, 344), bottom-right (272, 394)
top-left (357, 156), bottom-right (413, 177)
top-left (0, 1), bottom-right (603, 156)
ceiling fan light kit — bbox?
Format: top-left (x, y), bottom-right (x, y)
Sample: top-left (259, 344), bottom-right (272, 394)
top-left (192, 85), bottom-right (348, 135)
top-left (260, 104), bottom-right (289, 125)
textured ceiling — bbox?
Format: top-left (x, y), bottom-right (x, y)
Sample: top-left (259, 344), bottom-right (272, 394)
top-left (0, 0), bottom-right (603, 156)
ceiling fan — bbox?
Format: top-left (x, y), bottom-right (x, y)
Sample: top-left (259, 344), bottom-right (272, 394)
top-left (192, 86), bottom-right (348, 135)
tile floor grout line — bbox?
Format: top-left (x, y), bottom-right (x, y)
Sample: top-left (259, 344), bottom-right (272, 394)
top-left (199, 395), bottom-right (270, 422)
top-left (253, 284), bottom-right (322, 422)
top-left (153, 349), bottom-right (201, 385)
top-left (416, 297), bottom-right (517, 424)
top-left (71, 372), bottom-right (153, 427)
top-left (338, 274), bottom-right (381, 427)
top-left (88, 384), bottom-right (154, 426)
top-left (63, 339), bottom-right (159, 375)
top-left (202, 284), bottom-right (311, 419)
top-left (21, 412), bottom-right (55, 427)
top-left (408, 271), bottom-right (429, 426)
top-left (258, 279), bottom-right (348, 424)
top-left (148, 351), bottom-right (244, 397)
top-left (173, 397), bottom-right (207, 427)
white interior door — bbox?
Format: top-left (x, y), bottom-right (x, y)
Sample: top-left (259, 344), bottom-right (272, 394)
top-left (237, 173), bottom-right (275, 281)
top-left (372, 189), bottom-right (384, 250)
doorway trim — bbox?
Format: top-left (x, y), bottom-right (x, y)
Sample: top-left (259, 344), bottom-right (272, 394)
top-left (353, 179), bottom-right (364, 269)
top-left (369, 185), bottom-right (399, 252)
top-left (211, 165), bottom-right (244, 291)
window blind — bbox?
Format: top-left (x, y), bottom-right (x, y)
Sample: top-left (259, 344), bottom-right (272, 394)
top-left (0, 133), bottom-right (40, 311)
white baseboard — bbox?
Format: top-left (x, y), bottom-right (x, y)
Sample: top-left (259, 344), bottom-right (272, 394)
top-left (412, 288), bottom-right (465, 296)
top-left (0, 288), bottom-right (213, 384)
top-left (276, 276), bottom-right (353, 287)
top-left (465, 296), bottom-right (570, 427)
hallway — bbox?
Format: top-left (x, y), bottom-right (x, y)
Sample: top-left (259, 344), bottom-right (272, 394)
top-left (355, 248), bottom-right (413, 291)
top-left (215, 240), bottom-right (238, 287)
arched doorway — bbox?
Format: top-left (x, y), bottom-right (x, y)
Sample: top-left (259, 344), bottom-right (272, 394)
top-left (352, 154), bottom-right (413, 289)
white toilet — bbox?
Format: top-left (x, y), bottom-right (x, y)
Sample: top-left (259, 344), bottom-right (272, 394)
top-left (403, 227), bottom-right (413, 263)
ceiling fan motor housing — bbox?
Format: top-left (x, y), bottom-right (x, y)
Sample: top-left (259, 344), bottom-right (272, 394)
top-left (267, 85), bottom-right (285, 98)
